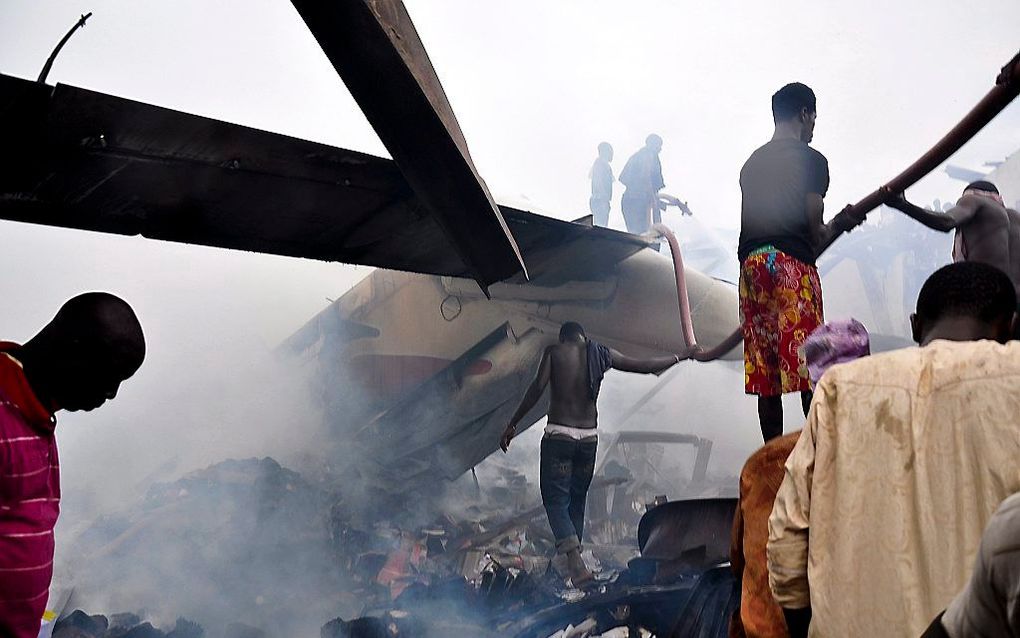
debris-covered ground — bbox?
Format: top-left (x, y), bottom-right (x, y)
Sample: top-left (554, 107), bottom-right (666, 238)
top-left (51, 431), bottom-right (737, 638)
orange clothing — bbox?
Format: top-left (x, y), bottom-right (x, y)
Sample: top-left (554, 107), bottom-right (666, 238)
top-left (730, 432), bottom-right (800, 638)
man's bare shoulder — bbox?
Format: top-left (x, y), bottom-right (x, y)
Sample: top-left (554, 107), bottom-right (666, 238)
top-left (546, 342), bottom-right (576, 356)
top-left (546, 342), bottom-right (586, 363)
top-left (958, 193), bottom-right (1008, 218)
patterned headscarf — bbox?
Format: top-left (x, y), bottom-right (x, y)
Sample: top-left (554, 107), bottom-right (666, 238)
top-left (801, 319), bottom-right (871, 386)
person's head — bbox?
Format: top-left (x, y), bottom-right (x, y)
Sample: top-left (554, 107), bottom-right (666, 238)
top-left (802, 318), bottom-right (871, 386)
top-left (597, 142), bottom-right (613, 162)
top-left (21, 292), bottom-right (145, 411)
top-left (911, 263), bottom-right (1016, 346)
top-left (965, 180), bottom-right (999, 195)
top-left (559, 321), bottom-right (586, 343)
top-left (963, 180), bottom-right (1005, 206)
top-left (772, 82), bottom-right (817, 143)
top-left (645, 134), bottom-right (663, 154)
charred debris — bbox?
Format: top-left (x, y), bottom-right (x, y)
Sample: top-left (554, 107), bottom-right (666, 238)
top-left (54, 431), bottom-right (736, 638)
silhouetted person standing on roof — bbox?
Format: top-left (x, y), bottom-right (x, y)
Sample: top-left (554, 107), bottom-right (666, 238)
top-left (737, 82), bottom-right (861, 442)
top-left (589, 142), bottom-right (615, 227)
top-left (886, 181), bottom-right (1020, 299)
top-left (620, 134), bottom-right (666, 234)
top-left (500, 321), bottom-right (685, 587)
top-left (0, 293), bottom-right (145, 638)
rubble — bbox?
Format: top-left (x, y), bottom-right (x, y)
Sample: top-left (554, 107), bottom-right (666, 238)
top-left (52, 610), bottom-right (109, 636)
top-left (60, 457), bottom-right (344, 635)
top-left (54, 431), bottom-right (737, 637)
top-left (53, 614), bottom-right (204, 638)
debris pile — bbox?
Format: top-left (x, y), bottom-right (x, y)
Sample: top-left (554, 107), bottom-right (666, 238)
top-left (58, 457), bottom-right (345, 636)
top-left (53, 611), bottom-right (208, 638)
top-left (54, 431), bottom-right (737, 636)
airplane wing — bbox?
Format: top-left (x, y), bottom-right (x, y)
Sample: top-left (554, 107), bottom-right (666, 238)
top-left (0, 73), bottom-right (640, 282)
top-left (289, 0), bottom-right (527, 288)
top-left (496, 204), bottom-right (650, 285)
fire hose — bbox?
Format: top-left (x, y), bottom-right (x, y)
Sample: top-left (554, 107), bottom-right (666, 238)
top-left (651, 222), bottom-right (698, 349)
top-left (657, 49), bottom-right (1020, 363)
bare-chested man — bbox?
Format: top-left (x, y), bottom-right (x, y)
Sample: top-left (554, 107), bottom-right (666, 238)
top-left (499, 321), bottom-right (684, 585)
top-left (887, 181), bottom-right (1019, 296)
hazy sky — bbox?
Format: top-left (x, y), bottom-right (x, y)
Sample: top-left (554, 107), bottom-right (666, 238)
top-left (1, 0), bottom-right (1016, 356)
top-left (2, 0), bottom-right (1019, 228)
top-left (0, 0), bottom-right (1018, 497)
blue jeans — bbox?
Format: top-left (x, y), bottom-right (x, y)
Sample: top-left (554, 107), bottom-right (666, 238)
top-left (540, 435), bottom-right (597, 554)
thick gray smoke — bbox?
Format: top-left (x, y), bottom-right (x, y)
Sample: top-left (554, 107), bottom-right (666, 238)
top-left (52, 348), bottom-right (344, 635)
top-left (0, 224), bottom-right (370, 635)
top-left (0, 198), bottom-right (950, 636)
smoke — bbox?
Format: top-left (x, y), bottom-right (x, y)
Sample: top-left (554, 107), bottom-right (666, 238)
top-left (50, 322), bottom-right (365, 634)
top-left (0, 174), bottom-right (954, 637)
top-left (0, 223), bottom-right (370, 634)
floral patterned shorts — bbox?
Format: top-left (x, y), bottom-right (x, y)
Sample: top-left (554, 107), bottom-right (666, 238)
top-left (739, 248), bottom-right (823, 397)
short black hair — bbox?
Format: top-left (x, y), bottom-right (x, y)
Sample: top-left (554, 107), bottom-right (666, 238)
top-left (559, 321), bottom-right (585, 341)
top-left (916, 262), bottom-right (1016, 324)
top-left (772, 83), bottom-right (816, 122)
top-left (965, 180), bottom-right (999, 194)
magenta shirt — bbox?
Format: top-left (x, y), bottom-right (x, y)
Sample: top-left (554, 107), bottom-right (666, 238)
top-left (0, 346), bottom-right (59, 638)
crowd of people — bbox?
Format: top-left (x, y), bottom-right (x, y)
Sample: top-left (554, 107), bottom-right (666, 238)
top-left (735, 262), bottom-right (1020, 638)
top-left (731, 81), bottom-right (1020, 638)
top-left (550, 81), bottom-right (1020, 637)
top-left (3, 78), bottom-right (1019, 638)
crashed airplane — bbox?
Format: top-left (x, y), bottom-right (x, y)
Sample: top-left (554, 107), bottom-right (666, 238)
top-left (0, 1), bottom-right (742, 490)
top-left (3, 1), bottom-right (1020, 635)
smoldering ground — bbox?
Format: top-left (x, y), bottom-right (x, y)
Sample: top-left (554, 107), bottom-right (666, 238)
top-left (0, 212), bottom-right (938, 636)
top-left (53, 355), bottom-right (346, 636)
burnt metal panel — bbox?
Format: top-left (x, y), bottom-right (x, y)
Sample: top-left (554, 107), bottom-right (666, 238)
top-left (289, 0), bottom-right (527, 289)
top-left (0, 73), bottom-right (463, 274)
top-left (638, 497), bottom-right (738, 566)
top-left (0, 74), bottom-right (645, 281)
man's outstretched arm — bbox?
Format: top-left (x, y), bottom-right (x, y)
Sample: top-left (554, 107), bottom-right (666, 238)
top-left (609, 348), bottom-right (684, 375)
top-left (500, 348), bottom-right (551, 451)
top-left (886, 192), bottom-right (979, 233)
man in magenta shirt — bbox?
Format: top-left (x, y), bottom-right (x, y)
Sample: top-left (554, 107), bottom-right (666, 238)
top-left (0, 292), bottom-right (144, 638)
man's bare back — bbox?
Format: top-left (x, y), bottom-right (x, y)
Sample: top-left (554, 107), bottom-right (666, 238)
top-left (500, 325), bottom-right (683, 451)
top-left (546, 341), bottom-right (599, 428)
top-left (951, 194), bottom-right (1010, 273)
